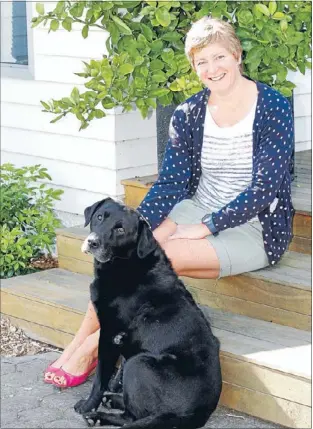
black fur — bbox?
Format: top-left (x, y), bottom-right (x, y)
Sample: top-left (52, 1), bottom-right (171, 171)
top-left (75, 198), bottom-right (222, 428)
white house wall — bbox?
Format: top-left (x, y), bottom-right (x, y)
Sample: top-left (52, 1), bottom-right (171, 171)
top-left (1, 1), bottom-right (311, 220)
top-left (288, 70), bottom-right (312, 152)
top-left (1, 1), bottom-right (157, 219)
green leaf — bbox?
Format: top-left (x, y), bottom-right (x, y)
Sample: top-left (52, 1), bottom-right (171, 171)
top-left (298, 62), bottom-right (306, 75)
top-left (237, 10), bottom-right (254, 26)
top-left (150, 59), bottom-right (164, 71)
top-left (150, 40), bottom-right (164, 52)
top-left (161, 48), bottom-right (175, 63)
top-left (82, 25), bottom-right (89, 39)
top-left (272, 12), bottom-right (286, 20)
top-left (155, 7), bottom-right (171, 27)
top-left (151, 71), bottom-right (167, 83)
top-left (278, 45), bottom-right (289, 58)
top-left (50, 20), bottom-right (59, 32)
top-left (50, 114), bottom-right (64, 124)
top-left (268, 1), bottom-right (277, 15)
top-left (161, 31), bottom-right (182, 42)
top-left (95, 109), bottom-right (105, 119)
top-left (255, 4), bottom-right (270, 17)
top-left (62, 17), bottom-right (73, 31)
top-left (101, 97), bottom-right (115, 109)
top-left (140, 24), bottom-right (153, 42)
top-left (112, 16), bottom-right (132, 35)
top-left (276, 66), bottom-right (288, 82)
top-left (36, 3), bottom-right (45, 15)
top-left (169, 80), bottom-right (181, 91)
top-left (134, 77), bottom-right (146, 89)
top-left (245, 46), bottom-right (265, 64)
top-left (148, 88), bottom-right (170, 97)
top-left (71, 87), bottom-right (80, 104)
top-left (40, 101), bottom-right (50, 110)
top-left (119, 63), bottom-right (134, 75)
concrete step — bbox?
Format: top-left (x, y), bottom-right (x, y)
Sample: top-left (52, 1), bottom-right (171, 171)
top-left (56, 226), bottom-right (311, 331)
top-left (1, 268), bottom-right (311, 428)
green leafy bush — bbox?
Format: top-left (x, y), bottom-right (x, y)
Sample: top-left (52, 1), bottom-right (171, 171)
top-left (0, 164), bottom-right (63, 278)
top-left (32, 1), bottom-right (311, 129)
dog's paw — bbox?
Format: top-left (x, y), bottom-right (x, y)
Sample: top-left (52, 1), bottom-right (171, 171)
top-left (83, 412), bottom-right (98, 427)
top-left (74, 399), bottom-right (95, 415)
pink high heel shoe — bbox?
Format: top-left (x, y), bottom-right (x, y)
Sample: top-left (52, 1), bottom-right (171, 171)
top-left (44, 363), bottom-right (61, 384)
top-left (52, 359), bottom-right (98, 388)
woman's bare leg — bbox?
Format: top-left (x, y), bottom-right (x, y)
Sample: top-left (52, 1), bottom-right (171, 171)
top-left (161, 238), bottom-right (220, 278)
top-left (51, 301), bottom-right (100, 369)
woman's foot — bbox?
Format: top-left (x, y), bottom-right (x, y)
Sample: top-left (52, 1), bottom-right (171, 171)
top-left (44, 329), bottom-right (99, 384)
top-left (52, 331), bottom-right (99, 387)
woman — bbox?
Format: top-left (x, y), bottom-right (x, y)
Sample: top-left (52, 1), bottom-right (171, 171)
top-left (45, 16), bottom-right (294, 387)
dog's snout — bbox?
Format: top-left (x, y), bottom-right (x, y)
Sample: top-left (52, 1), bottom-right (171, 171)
top-left (81, 232), bottom-right (100, 254)
top-left (88, 237), bottom-right (100, 249)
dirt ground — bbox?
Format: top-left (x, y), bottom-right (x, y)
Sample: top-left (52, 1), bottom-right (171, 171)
top-left (1, 316), bottom-right (61, 357)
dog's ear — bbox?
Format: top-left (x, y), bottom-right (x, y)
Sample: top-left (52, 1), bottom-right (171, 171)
top-left (137, 220), bottom-right (157, 259)
top-left (83, 198), bottom-right (111, 227)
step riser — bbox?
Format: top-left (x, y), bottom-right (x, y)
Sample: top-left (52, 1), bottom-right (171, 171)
top-left (57, 235), bottom-right (311, 331)
top-left (4, 315), bottom-right (74, 349)
top-left (220, 382), bottom-right (311, 429)
top-left (2, 289), bottom-right (309, 428)
top-left (188, 285), bottom-right (311, 331)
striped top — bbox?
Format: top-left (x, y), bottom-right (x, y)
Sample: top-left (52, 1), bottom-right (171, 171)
top-left (192, 102), bottom-right (257, 219)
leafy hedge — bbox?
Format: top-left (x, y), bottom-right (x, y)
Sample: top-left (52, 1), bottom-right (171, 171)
top-left (0, 164), bottom-right (63, 278)
top-left (32, 1), bottom-right (311, 129)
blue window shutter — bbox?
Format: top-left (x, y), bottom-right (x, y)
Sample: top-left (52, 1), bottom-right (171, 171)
top-left (11, 1), bottom-right (28, 65)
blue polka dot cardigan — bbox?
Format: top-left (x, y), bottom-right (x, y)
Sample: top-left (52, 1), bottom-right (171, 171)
top-left (138, 81), bottom-right (295, 266)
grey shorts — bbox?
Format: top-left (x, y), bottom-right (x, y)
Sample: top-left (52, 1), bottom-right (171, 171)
top-left (168, 199), bottom-right (269, 278)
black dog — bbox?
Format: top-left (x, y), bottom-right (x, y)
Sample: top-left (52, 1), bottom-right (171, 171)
top-left (75, 198), bottom-right (222, 428)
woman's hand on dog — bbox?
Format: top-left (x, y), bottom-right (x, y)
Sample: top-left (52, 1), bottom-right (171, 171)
top-left (168, 224), bottom-right (211, 240)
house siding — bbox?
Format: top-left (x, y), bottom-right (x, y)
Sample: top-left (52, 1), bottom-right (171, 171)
top-left (1, 2), bottom-right (157, 220)
top-left (1, 1), bottom-right (310, 220)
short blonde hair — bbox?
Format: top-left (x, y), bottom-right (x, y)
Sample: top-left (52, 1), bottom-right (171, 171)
top-left (185, 16), bottom-right (242, 70)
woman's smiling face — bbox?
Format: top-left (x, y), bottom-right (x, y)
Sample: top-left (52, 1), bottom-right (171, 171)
top-left (193, 43), bottom-right (241, 94)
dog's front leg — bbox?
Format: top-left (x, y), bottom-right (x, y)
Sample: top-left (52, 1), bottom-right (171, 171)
top-left (74, 329), bottom-right (120, 415)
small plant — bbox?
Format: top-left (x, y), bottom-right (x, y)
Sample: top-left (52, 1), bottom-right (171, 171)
top-left (0, 164), bottom-right (63, 278)
top-left (32, 1), bottom-right (312, 129)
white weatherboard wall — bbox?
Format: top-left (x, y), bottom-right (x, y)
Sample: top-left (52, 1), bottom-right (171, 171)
top-left (1, 2), bottom-right (311, 222)
top-left (1, 2), bottom-right (157, 222)
top-left (288, 70), bottom-right (312, 152)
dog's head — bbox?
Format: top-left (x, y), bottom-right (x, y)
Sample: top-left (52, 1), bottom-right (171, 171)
top-left (81, 198), bottom-right (157, 263)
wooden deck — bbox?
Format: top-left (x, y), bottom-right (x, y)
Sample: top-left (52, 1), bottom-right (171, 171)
top-left (292, 150), bottom-right (312, 214)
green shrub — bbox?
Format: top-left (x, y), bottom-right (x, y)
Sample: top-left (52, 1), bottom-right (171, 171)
top-left (0, 164), bottom-right (63, 278)
top-left (32, 1), bottom-right (311, 129)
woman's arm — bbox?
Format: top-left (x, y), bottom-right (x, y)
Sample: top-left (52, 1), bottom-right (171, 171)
top-left (137, 106), bottom-right (192, 230)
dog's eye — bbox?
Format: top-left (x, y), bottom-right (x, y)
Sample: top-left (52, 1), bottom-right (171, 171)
top-left (97, 214), bottom-right (102, 221)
